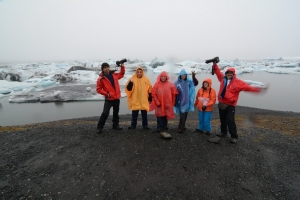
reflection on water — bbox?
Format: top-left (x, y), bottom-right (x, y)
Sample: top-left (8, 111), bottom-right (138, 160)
top-left (0, 71), bottom-right (299, 126)
top-left (54, 102), bottom-right (64, 108)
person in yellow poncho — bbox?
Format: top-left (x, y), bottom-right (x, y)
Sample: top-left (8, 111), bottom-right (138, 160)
top-left (125, 67), bottom-right (152, 130)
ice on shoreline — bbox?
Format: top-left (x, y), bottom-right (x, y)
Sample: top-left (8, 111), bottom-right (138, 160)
top-left (0, 58), bottom-right (299, 103)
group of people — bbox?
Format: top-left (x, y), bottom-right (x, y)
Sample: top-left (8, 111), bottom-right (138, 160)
top-left (96, 61), bottom-right (266, 144)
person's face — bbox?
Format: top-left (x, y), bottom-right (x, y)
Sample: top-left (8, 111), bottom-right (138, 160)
top-left (103, 66), bottom-right (110, 74)
top-left (203, 82), bottom-right (209, 88)
top-left (180, 74), bottom-right (186, 80)
top-left (160, 76), bottom-right (167, 82)
top-left (226, 72), bottom-right (233, 80)
top-left (137, 69), bottom-right (143, 78)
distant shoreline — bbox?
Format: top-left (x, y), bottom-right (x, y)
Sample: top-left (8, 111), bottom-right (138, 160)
top-left (1, 105), bottom-right (299, 130)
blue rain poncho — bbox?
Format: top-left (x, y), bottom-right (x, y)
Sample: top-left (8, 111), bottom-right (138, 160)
top-left (174, 69), bottom-right (195, 114)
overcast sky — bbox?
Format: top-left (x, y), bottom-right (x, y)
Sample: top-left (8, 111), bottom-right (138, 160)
top-left (0, 0), bottom-right (299, 64)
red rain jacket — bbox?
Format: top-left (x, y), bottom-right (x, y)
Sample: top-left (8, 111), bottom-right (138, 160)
top-left (213, 63), bottom-right (261, 106)
top-left (96, 65), bottom-right (125, 100)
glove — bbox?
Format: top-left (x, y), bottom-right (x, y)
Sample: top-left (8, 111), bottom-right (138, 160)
top-left (202, 106), bottom-right (206, 111)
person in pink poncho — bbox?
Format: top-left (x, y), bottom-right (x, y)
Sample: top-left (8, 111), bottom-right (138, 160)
top-left (150, 71), bottom-right (178, 139)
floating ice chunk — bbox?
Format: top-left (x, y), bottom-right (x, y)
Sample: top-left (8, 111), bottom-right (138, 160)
top-left (86, 87), bottom-right (91, 92)
top-left (232, 59), bottom-right (241, 66)
top-left (8, 87), bottom-right (40, 103)
top-left (149, 58), bottom-right (165, 68)
top-left (243, 80), bottom-right (266, 88)
top-left (266, 68), bottom-right (291, 74)
top-left (39, 79), bottom-right (56, 87)
top-left (241, 68), bottom-right (253, 73)
top-left (0, 88), bottom-right (13, 94)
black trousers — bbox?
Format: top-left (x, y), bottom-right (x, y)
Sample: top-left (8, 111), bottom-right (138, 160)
top-left (178, 112), bottom-right (188, 129)
top-left (218, 105), bottom-right (238, 138)
top-left (157, 116), bottom-right (168, 131)
top-left (131, 110), bottom-right (148, 127)
top-left (97, 99), bottom-right (120, 128)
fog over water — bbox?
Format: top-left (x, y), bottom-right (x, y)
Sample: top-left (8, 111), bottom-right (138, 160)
top-left (0, 71), bottom-right (299, 126)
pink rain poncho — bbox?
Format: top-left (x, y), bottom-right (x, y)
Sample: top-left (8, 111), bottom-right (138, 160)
top-left (150, 71), bottom-right (178, 120)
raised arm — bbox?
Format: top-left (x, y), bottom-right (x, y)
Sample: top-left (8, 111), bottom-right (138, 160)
top-left (116, 64), bottom-right (125, 79)
top-left (212, 63), bottom-right (224, 82)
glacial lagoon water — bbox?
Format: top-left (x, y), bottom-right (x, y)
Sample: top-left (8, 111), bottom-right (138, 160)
top-left (0, 71), bottom-right (299, 126)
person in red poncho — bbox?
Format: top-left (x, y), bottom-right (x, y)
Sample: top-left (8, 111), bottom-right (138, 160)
top-left (210, 62), bottom-right (267, 144)
top-left (150, 71), bottom-right (178, 139)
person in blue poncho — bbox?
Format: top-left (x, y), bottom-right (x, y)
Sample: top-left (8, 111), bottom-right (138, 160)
top-left (174, 69), bottom-right (198, 133)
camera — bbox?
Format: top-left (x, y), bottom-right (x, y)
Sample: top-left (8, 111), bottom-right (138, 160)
top-left (205, 57), bottom-right (219, 75)
top-left (205, 57), bottom-right (219, 64)
top-left (116, 59), bottom-right (127, 67)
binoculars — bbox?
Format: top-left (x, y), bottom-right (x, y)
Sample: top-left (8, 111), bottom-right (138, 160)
top-left (205, 57), bottom-right (219, 75)
top-left (116, 59), bottom-right (127, 67)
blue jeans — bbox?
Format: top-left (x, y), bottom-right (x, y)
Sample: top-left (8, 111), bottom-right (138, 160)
top-left (131, 110), bottom-right (148, 127)
top-left (198, 110), bottom-right (212, 132)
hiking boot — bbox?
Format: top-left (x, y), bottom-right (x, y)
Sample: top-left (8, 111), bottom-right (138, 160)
top-left (194, 129), bottom-right (204, 133)
top-left (230, 138), bottom-right (238, 144)
top-left (112, 125), bottom-right (123, 130)
top-left (216, 133), bottom-right (227, 137)
top-left (97, 128), bottom-right (102, 134)
top-left (205, 131), bottom-right (211, 135)
top-left (207, 136), bottom-right (220, 144)
top-left (160, 132), bottom-right (172, 139)
top-left (143, 126), bottom-right (150, 130)
top-left (128, 126), bottom-right (136, 129)
top-left (178, 128), bottom-right (184, 133)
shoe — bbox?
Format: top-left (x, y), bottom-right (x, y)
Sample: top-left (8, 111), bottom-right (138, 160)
top-left (205, 132), bottom-right (211, 135)
top-left (178, 129), bottom-right (184, 133)
top-left (207, 136), bottom-right (220, 144)
top-left (143, 126), bottom-right (150, 130)
top-left (97, 128), bottom-right (102, 134)
top-left (112, 126), bottom-right (122, 130)
top-left (160, 132), bottom-right (172, 139)
top-left (216, 133), bottom-right (227, 137)
top-left (230, 138), bottom-right (238, 144)
top-left (128, 126), bottom-right (136, 129)
top-left (194, 129), bottom-right (204, 133)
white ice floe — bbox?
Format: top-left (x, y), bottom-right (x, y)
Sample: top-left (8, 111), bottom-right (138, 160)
top-left (1, 57), bottom-right (299, 103)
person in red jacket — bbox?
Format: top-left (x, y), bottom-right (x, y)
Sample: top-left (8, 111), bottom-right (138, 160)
top-left (211, 62), bottom-right (267, 144)
top-left (96, 62), bottom-right (125, 133)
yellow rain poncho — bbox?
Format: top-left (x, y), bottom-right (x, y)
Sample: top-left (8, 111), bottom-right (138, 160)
top-left (125, 68), bottom-right (152, 111)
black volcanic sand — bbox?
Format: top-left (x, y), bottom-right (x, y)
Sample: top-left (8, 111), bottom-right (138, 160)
top-left (1, 105), bottom-right (300, 199)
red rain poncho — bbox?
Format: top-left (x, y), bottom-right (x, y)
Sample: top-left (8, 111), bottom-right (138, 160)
top-left (150, 71), bottom-right (178, 119)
